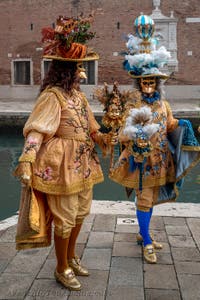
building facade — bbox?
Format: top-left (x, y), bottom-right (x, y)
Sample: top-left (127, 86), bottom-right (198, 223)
top-left (0, 0), bottom-right (199, 100)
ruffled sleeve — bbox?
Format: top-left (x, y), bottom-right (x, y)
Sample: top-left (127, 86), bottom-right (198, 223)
top-left (19, 91), bottom-right (61, 163)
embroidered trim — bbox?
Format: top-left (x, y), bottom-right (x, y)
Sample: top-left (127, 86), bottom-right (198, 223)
top-left (109, 173), bottom-right (175, 189)
top-left (32, 175), bottom-right (104, 195)
top-left (19, 151), bottom-right (36, 163)
top-left (181, 145), bottom-right (200, 151)
top-left (16, 241), bottom-right (51, 250)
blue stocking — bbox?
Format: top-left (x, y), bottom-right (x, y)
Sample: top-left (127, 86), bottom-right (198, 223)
top-left (136, 209), bottom-right (152, 246)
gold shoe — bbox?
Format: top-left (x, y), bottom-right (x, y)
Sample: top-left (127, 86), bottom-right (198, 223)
top-left (152, 240), bottom-right (163, 250)
top-left (69, 256), bottom-right (89, 276)
top-left (54, 267), bottom-right (82, 290)
top-left (143, 244), bottom-right (157, 264)
top-left (136, 233), bottom-right (163, 250)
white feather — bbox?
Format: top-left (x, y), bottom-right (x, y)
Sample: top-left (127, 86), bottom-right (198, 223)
top-left (123, 107), bottom-right (159, 140)
top-left (125, 46), bottom-right (171, 68)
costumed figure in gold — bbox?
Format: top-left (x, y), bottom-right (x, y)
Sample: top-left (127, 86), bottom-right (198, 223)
top-left (94, 81), bottom-right (134, 171)
top-left (14, 14), bottom-right (112, 291)
top-left (110, 15), bottom-right (200, 264)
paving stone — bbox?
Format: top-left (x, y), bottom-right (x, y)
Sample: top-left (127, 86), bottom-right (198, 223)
top-left (4, 252), bottom-right (46, 275)
top-left (76, 243), bottom-right (86, 259)
top-left (168, 235), bottom-right (196, 248)
top-left (117, 214), bottom-right (137, 219)
top-left (175, 261), bottom-right (200, 274)
top-left (144, 264), bottom-right (179, 289)
top-left (69, 270), bottom-right (109, 300)
top-left (77, 231), bottom-right (89, 244)
top-left (87, 232), bottom-right (114, 248)
top-left (155, 252), bottom-right (173, 265)
top-left (187, 218), bottom-right (200, 250)
top-left (112, 241), bottom-right (142, 257)
top-left (163, 217), bottom-right (186, 226)
top-left (0, 229), bottom-right (6, 237)
top-left (150, 216), bottom-right (165, 230)
top-left (178, 274), bottom-right (200, 300)
top-left (156, 242), bottom-right (170, 253)
top-left (0, 259), bottom-right (9, 273)
top-left (151, 230), bottom-right (168, 243)
top-left (0, 273), bottom-right (34, 299)
top-left (114, 232), bottom-right (136, 243)
top-left (115, 224), bottom-right (138, 233)
top-left (19, 246), bottom-right (52, 257)
top-left (81, 248), bottom-right (111, 270)
top-left (84, 213), bottom-right (95, 223)
top-left (47, 247), bottom-right (56, 259)
top-left (165, 225), bottom-right (191, 236)
top-left (171, 247), bottom-right (200, 261)
top-left (109, 257), bottom-right (143, 287)
top-left (81, 222), bottom-right (93, 232)
top-left (145, 288), bottom-right (181, 300)
top-left (25, 278), bottom-right (70, 299)
top-left (37, 258), bottom-right (56, 279)
top-left (93, 215), bottom-right (116, 232)
top-left (106, 286), bottom-right (144, 300)
top-left (0, 226), bottom-right (16, 242)
top-left (0, 242), bottom-right (17, 258)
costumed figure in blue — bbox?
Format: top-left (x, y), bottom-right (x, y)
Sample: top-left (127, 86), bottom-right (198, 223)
top-left (110, 15), bottom-right (200, 264)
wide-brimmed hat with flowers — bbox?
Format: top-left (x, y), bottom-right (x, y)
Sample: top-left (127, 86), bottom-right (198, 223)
top-left (42, 14), bottom-right (99, 62)
top-left (123, 15), bottom-right (170, 79)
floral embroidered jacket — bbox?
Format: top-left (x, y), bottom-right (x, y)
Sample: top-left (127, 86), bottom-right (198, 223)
top-left (110, 90), bottom-right (179, 190)
top-left (18, 87), bottom-right (105, 195)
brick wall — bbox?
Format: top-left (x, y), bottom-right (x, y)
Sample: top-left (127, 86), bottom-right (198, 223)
top-left (0, 0), bottom-right (199, 85)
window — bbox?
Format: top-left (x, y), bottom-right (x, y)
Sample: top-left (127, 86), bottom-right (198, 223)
top-left (41, 59), bottom-right (98, 85)
top-left (82, 61), bottom-right (97, 85)
top-left (12, 59), bottom-right (32, 85)
top-left (41, 59), bottom-right (52, 80)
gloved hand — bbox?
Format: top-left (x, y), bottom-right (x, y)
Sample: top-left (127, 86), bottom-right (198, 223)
top-left (13, 162), bottom-right (32, 186)
top-left (178, 119), bottom-right (191, 127)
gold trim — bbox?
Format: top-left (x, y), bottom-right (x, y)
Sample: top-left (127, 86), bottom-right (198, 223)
top-left (181, 145), bottom-right (200, 151)
top-left (128, 71), bottom-right (169, 80)
top-left (19, 152), bottom-right (36, 163)
top-left (16, 241), bottom-right (51, 250)
top-left (109, 173), bottom-right (175, 189)
top-left (15, 230), bottom-right (38, 241)
top-left (43, 53), bottom-right (99, 62)
top-left (176, 152), bottom-right (200, 183)
top-left (32, 175), bottom-right (104, 195)
top-left (54, 228), bottom-right (71, 239)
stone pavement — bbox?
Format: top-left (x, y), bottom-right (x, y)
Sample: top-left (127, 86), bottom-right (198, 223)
top-left (1, 208), bottom-right (200, 300)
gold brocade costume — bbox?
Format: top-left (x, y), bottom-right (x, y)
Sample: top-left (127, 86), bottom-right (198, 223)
top-left (19, 87), bottom-right (104, 195)
top-left (109, 91), bottom-right (179, 191)
top-left (15, 87), bottom-right (107, 249)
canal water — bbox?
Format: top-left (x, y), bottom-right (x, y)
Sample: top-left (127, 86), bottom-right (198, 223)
top-left (0, 126), bottom-right (200, 221)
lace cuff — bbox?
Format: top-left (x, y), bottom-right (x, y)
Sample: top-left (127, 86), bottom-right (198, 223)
top-left (19, 131), bottom-right (43, 163)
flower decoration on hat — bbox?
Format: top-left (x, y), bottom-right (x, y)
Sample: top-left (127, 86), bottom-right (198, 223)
top-left (123, 15), bottom-right (171, 79)
top-left (42, 13), bottom-right (99, 61)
